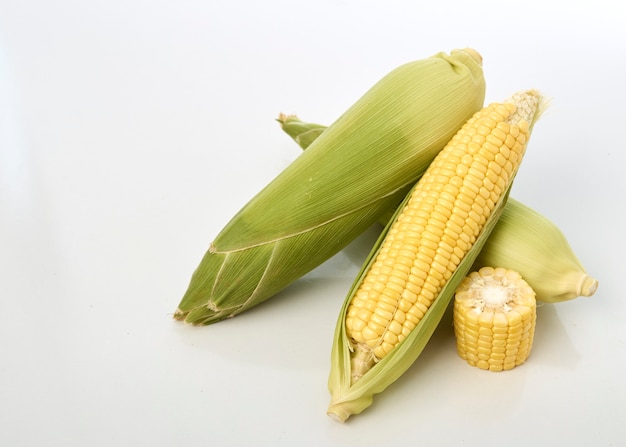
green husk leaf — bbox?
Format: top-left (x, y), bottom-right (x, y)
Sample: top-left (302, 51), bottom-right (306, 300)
top-left (175, 49), bottom-right (485, 324)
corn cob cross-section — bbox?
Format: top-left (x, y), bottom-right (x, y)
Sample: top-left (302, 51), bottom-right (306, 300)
top-left (328, 90), bottom-right (546, 422)
top-left (453, 266), bottom-right (537, 371)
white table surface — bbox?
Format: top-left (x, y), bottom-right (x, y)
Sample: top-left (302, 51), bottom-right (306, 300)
top-left (1, 1), bottom-right (624, 446)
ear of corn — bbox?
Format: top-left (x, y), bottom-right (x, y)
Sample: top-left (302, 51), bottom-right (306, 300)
top-left (175, 49), bottom-right (486, 325)
top-left (453, 266), bottom-right (537, 371)
top-left (327, 90), bottom-right (546, 422)
top-left (280, 118), bottom-right (597, 303)
top-left (472, 198), bottom-right (597, 302)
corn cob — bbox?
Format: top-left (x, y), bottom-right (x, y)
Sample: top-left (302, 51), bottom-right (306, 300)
top-left (174, 49), bottom-right (485, 325)
top-left (453, 266), bottom-right (537, 371)
top-left (279, 117), bottom-right (597, 303)
top-left (327, 90), bottom-right (546, 422)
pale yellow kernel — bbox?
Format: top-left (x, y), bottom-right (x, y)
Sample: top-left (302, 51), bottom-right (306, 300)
top-left (485, 135), bottom-right (503, 152)
top-left (495, 176), bottom-right (507, 192)
top-left (444, 225), bottom-right (461, 243)
top-left (413, 296), bottom-right (430, 312)
top-left (482, 116), bottom-right (497, 129)
top-left (456, 235), bottom-right (470, 252)
top-left (503, 160), bottom-right (514, 176)
top-left (496, 103), bottom-right (513, 118)
top-left (410, 262), bottom-right (429, 279)
top-left (401, 322), bottom-right (415, 338)
top-left (517, 120), bottom-right (529, 134)
top-left (406, 307), bottom-right (423, 322)
top-left (379, 341), bottom-right (395, 356)
top-left (396, 253), bottom-right (414, 267)
top-left (449, 175), bottom-right (464, 190)
top-left (405, 279), bottom-right (422, 296)
top-left (454, 196), bottom-right (473, 214)
top-left (455, 163), bottom-right (469, 177)
top-left (349, 318), bottom-right (367, 333)
top-left (468, 165), bottom-right (487, 179)
top-left (477, 125), bottom-right (493, 137)
top-left (478, 309), bottom-right (494, 327)
top-left (363, 300), bottom-right (378, 312)
top-left (499, 144), bottom-right (511, 159)
top-left (468, 209), bottom-right (482, 225)
top-left (435, 203), bottom-right (453, 221)
top-left (398, 294), bottom-right (414, 312)
top-left (484, 168), bottom-right (500, 187)
top-left (449, 213), bottom-right (466, 231)
top-left (393, 309), bottom-right (406, 325)
top-left (505, 134), bottom-right (516, 149)
top-left (492, 339), bottom-right (507, 348)
top-left (494, 348), bottom-right (508, 359)
top-left (383, 330), bottom-right (398, 346)
top-left (490, 127), bottom-right (507, 144)
top-left (371, 312), bottom-right (391, 328)
top-left (465, 174), bottom-right (484, 191)
top-left (377, 301), bottom-right (396, 315)
top-left (478, 326), bottom-right (491, 337)
top-left (360, 324), bottom-right (379, 342)
top-left (494, 153), bottom-right (507, 167)
top-left (356, 307), bottom-right (372, 321)
top-left (435, 247), bottom-right (452, 266)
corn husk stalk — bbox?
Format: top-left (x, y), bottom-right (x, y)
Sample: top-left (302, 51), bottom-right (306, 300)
top-left (280, 117), bottom-right (598, 303)
top-left (175, 49), bottom-right (485, 324)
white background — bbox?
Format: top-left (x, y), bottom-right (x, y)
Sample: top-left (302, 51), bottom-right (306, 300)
top-left (1, 1), bottom-right (624, 446)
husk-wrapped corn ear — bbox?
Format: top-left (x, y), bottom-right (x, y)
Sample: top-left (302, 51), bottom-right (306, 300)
top-left (175, 49), bottom-right (486, 325)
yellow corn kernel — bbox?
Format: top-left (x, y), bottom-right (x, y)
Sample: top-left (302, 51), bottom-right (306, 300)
top-left (453, 266), bottom-right (537, 371)
top-left (345, 90), bottom-right (544, 382)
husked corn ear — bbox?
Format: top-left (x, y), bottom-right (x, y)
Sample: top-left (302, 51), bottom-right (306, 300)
top-left (453, 266), bottom-right (536, 371)
top-left (175, 49), bottom-right (485, 325)
top-left (281, 116), bottom-right (596, 303)
top-left (327, 90), bottom-right (546, 422)
top-left (473, 198), bottom-right (598, 302)
top-left (345, 90), bottom-right (543, 381)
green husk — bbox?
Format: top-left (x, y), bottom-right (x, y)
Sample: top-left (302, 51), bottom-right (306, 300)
top-left (175, 49), bottom-right (485, 325)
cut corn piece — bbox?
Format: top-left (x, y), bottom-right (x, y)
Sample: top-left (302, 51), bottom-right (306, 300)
top-left (454, 266), bottom-right (536, 371)
top-left (175, 49), bottom-right (485, 325)
top-left (327, 89), bottom-right (546, 422)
